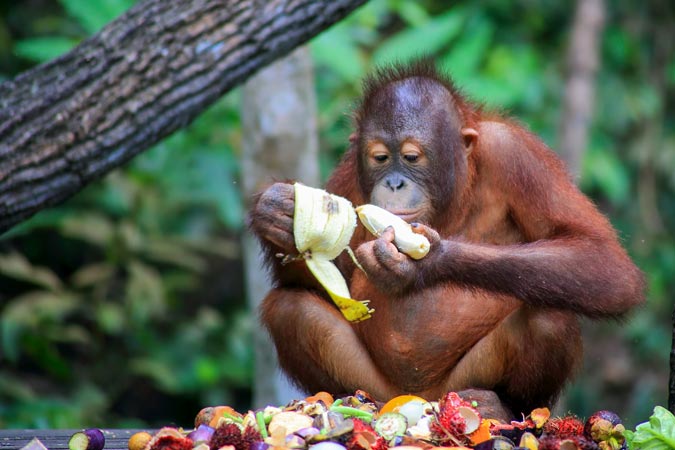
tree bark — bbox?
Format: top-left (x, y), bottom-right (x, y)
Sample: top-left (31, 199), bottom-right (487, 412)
top-left (240, 46), bottom-right (319, 408)
top-left (0, 0), bottom-right (366, 234)
top-left (558, 0), bottom-right (605, 180)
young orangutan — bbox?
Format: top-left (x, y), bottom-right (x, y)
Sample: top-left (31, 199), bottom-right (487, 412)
top-left (249, 60), bottom-right (644, 418)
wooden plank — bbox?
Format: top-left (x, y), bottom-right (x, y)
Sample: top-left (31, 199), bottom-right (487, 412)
top-left (0, 430), bottom-right (151, 450)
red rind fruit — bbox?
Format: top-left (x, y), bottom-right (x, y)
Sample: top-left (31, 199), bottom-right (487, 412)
top-left (211, 423), bottom-right (244, 450)
top-left (347, 419), bottom-right (387, 450)
top-left (149, 435), bottom-right (192, 450)
top-left (211, 423), bottom-right (262, 450)
top-left (543, 416), bottom-right (585, 439)
top-left (430, 392), bottom-right (482, 444)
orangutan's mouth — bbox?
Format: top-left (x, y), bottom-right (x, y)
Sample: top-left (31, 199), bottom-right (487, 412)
top-left (386, 209), bottom-right (423, 223)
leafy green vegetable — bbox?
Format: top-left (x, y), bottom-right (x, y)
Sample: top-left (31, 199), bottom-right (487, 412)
top-left (626, 406), bottom-right (675, 450)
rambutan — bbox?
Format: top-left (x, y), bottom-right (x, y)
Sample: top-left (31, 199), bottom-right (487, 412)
top-left (430, 392), bottom-right (482, 445)
top-left (149, 435), bottom-right (193, 450)
top-left (146, 428), bottom-right (193, 450)
top-left (242, 426), bottom-right (263, 449)
top-left (211, 423), bottom-right (247, 450)
top-left (544, 416), bottom-right (585, 439)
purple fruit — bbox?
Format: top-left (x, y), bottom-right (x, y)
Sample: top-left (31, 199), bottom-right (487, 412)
top-left (187, 424), bottom-right (215, 444)
top-left (584, 410), bottom-right (622, 440)
top-left (249, 442), bottom-right (269, 450)
top-left (295, 427), bottom-right (321, 439)
top-left (68, 429), bottom-right (105, 450)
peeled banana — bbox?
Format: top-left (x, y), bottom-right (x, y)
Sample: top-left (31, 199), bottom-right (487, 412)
top-left (292, 184), bottom-right (432, 322)
top-left (293, 183), bottom-right (373, 322)
top-left (355, 204), bottom-right (431, 259)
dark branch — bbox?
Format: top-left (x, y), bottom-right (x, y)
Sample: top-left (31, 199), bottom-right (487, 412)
top-left (0, 0), bottom-right (367, 233)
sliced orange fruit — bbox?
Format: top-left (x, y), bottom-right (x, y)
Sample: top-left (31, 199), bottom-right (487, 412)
top-left (379, 394), bottom-right (428, 415)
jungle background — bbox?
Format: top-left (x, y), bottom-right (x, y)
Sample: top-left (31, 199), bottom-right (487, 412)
top-left (0, 0), bottom-right (673, 430)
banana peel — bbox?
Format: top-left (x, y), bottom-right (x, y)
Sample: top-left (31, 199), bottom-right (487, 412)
top-left (292, 185), bottom-right (432, 322)
top-left (293, 183), bottom-right (373, 322)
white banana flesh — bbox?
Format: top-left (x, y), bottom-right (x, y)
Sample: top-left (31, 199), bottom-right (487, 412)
top-left (293, 183), bottom-right (373, 322)
top-left (355, 204), bottom-right (431, 260)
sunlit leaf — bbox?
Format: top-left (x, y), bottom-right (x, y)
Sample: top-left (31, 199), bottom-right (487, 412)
top-left (14, 37), bottom-right (79, 62)
top-left (125, 260), bottom-right (165, 322)
top-left (70, 262), bottom-right (115, 288)
top-left (581, 146), bottom-right (630, 205)
top-left (141, 237), bottom-right (207, 272)
top-left (480, 45), bottom-right (543, 109)
top-left (130, 358), bottom-right (180, 392)
top-left (60, 213), bottom-right (114, 247)
top-left (1, 291), bottom-right (79, 363)
top-left (0, 253), bottom-right (63, 291)
top-left (180, 237), bottom-right (239, 259)
top-left (2, 291), bottom-right (79, 326)
top-left (59, 0), bottom-right (134, 34)
top-left (440, 16), bottom-right (494, 81)
top-left (0, 372), bottom-right (35, 400)
top-left (95, 302), bottom-right (126, 335)
top-left (391, 1), bottom-right (429, 27)
top-left (312, 27), bottom-right (365, 83)
top-left (45, 324), bottom-right (90, 345)
top-left (372, 8), bottom-right (466, 65)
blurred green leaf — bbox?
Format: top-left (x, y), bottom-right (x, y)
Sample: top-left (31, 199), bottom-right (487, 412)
top-left (312, 26), bottom-right (365, 83)
top-left (141, 238), bottom-right (207, 272)
top-left (1, 291), bottom-right (79, 363)
top-left (14, 37), bottom-right (78, 62)
top-left (95, 302), bottom-right (126, 335)
top-left (581, 146), bottom-right (630, 205)
top-left (130, 358), bottom-right (180, 393)
top-left (2, 291), bottom-right (78, 326)
top-left (58, 0), bottom-right (133, 34)
top-left (70, 262), bottom-right (115, 288)
top-left (391, 1), bottom-right (429, 27)
top-left (125, 260), bottom-right (165, 322)
top-left (440, 15), bottom-right (494, 81)
top-left (0, 253), bottom-right (63, 291)
top-left (60, 213), bottom-right (115, 247)
top-left (373, 8), bottom-right (466, 65)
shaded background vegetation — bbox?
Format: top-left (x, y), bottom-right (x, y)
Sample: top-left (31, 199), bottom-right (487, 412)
top-left (0, 0), bottom-right (673, 429)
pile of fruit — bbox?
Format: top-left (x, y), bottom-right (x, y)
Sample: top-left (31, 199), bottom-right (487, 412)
top-left (97, 391), bottom-right (673, 450)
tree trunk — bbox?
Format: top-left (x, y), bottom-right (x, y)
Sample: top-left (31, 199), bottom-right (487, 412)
top-left (0, 0), bottom-right (366, 234)
top-left (240, 46), bottom-right (320, 408)
top-left (558, 0), bottom-right (605, 180)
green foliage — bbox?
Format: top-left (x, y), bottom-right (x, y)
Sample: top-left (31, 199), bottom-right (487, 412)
top-left (59, 0), bottom-right (134, 34)
top-left (1, 0), bottom-right (250, 428)
top-left (14, 37), bottom-right (79, 62)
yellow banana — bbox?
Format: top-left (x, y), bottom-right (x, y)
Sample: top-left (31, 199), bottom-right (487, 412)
top-left (355, 204), bottom-right (431, 259)
top-left (293, 183), bottom-right (373, 322)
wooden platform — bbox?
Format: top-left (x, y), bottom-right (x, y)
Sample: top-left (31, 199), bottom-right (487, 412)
top-left (0, 430), bottom-right (150, 450)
